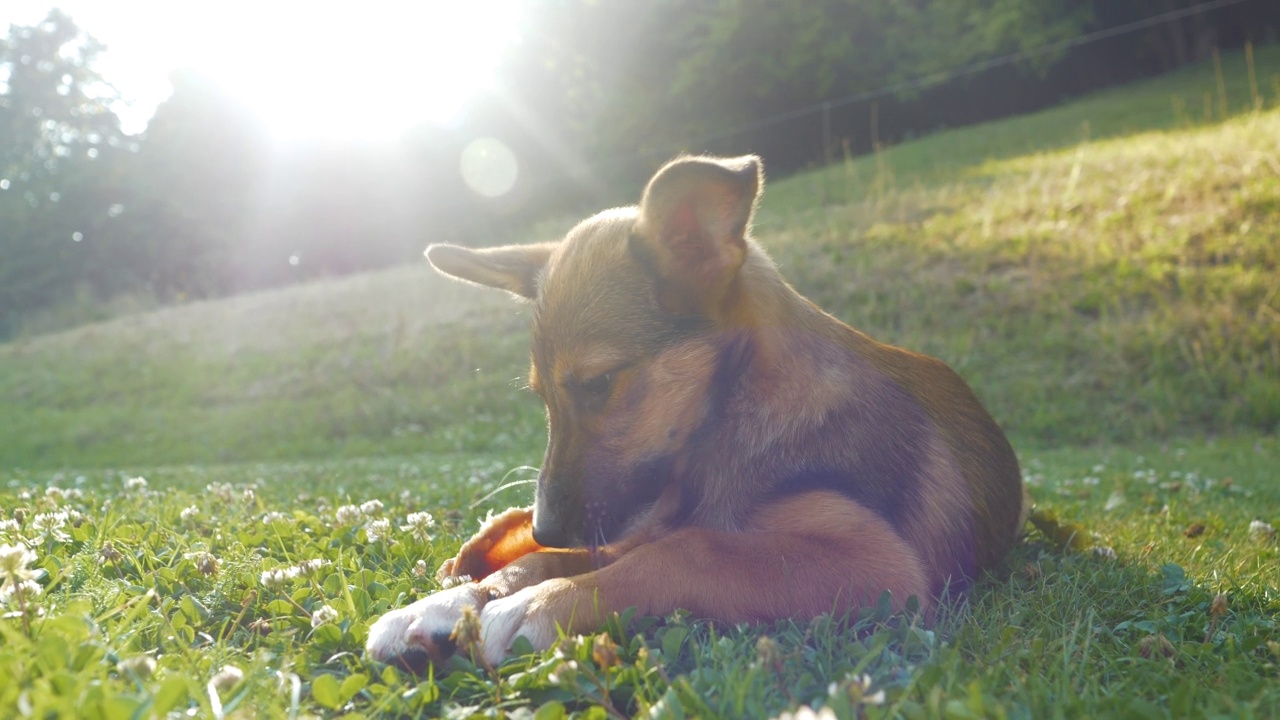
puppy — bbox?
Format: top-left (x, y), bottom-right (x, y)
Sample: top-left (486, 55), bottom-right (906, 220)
top-left (366, 155), bottom-right (1025, 671)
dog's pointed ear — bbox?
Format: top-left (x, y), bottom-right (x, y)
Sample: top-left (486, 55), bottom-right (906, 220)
top-left (635, 155), bottom-right (763, 314)
top-left (425, 242), bottom-right (557, 300)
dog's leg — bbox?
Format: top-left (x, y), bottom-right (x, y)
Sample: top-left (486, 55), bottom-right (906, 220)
top-left (477, 491), bottom-right (929, 664)
top-left (366, 540), bottom-right (596, 671)
top-left (364, 506), bottom-right (541, 670)
top-left (437, 506), bottom-right (543, 582)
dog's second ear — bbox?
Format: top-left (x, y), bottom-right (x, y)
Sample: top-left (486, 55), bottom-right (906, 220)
top-left (425, 242), bottom-right (558, 300)
top-left (635, 155), bottom-right (763, 315)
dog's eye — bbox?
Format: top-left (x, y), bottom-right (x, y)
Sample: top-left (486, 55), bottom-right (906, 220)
top-left (580, 373), bottom-right (613, 398)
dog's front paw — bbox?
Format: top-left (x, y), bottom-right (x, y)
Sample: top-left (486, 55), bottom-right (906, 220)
top-left (478, 580), bottom-right (571, 666)
top-left (365, 582), bottom-right (489, 673)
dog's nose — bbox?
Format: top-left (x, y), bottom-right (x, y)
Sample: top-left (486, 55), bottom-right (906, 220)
top-left (531, 518), bottom-right (580, 548)
top-left (532, 491), bottom-right (587, 547)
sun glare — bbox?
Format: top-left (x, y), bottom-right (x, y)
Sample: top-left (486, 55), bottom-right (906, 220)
top-left (182, 3), bottom-right (522, 143)
top-left (7, 1), bottom-right (524, 143)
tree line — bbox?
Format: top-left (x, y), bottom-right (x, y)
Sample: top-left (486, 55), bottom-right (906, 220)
top-left (2, 1), bottom-right (1277, 338)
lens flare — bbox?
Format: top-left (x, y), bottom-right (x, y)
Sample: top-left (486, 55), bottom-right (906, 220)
top-left (460, 138), bottom-right (518, 199)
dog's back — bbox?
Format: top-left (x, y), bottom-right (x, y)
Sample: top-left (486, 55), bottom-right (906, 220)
top-left (643, 239), bottom-right (1024, 597)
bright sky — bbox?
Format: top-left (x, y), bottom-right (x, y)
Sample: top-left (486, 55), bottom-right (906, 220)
top-left (2, 1), bottom-right (524, 142)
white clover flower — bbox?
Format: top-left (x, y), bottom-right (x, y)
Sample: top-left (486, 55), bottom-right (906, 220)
top-left (241, 487), bottom-right (256, 504)
top-left (359, 499), bottom-right (384, 517)
top-left (30, 512), bottom-right (71, 543)
top-left (1133, 469), bottom-right (1158, 483)
top-left (124, 476), bottom-right (148, 491)
top-left (185, 551), bottom-right (219, 576)
top-left (0, 579), bottom-right (42, 604)
top-left (405, 511), bottom-right (435, 528)
top-left (413, 559), bottom-right (429, 577)
top-left (0, 519), bottom-right (19, 539)
top-left (206, 482), bottom-right (235, 503)
top-left (261, 511), bottom-right (289, 525)
top-left (45, 487), bottom-right (66, 503)
top-left (0, 542), bottom-right (41, 607)
top-left (210, 665), bottom-right (244, 691)
top-left (773, 706), bottom-right (837, 720)
top-left (848, 674), bottom-right (886, 706)
top-left (400, 511), bottom-right (436, 542)
top-left (117, 655), bottom-right (157, 678)
top-left (260, 568), bottom-right (290, 589)
top-left (0, 543), bottom-right (39, 585)
top-left (310, 604), bottom-right (339, 628)
top-left (180, 506), bottom-right (199, 522)
top-left (364, 518), bottom-right (392, 544)
top-left (1249, 520), bottom-right (1275, 540)
top-left (294, 559), bottom-right (328, 578)
top-left (334, 505), bottom-right (362, 525)
top-left (547, 659), bottom-right (579, 686)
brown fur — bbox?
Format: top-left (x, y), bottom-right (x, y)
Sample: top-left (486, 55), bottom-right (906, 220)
top-left (366, 155), bottom-right (1024, 670)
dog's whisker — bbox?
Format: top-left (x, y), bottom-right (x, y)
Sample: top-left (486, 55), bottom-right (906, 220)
top-left (468, 466), bottom-right (540, 509)
top-left (589, 523), bottom-right (608, 569)
top-left (467, 478), bottom-right (537, 509)
top-left (499, 465), bottom-right (541, 483)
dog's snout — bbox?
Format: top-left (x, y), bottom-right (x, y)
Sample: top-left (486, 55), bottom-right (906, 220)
top-left (531, 515), bottom-right (580, 548)
top-left (533, 472), bottom-right (586, 548)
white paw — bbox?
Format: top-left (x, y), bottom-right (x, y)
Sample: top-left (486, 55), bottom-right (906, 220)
top-left (365, 582), bottom-right (488, 671)
top-left (478, 584), bottom-right (561, 666)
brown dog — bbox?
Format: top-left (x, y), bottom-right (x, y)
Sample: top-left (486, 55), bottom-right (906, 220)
top-left (366, 155), bottom-right (1025, 670)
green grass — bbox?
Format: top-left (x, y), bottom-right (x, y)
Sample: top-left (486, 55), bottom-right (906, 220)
top-left (2, 439), bottom-right (1276, 718)
top-left (1, 47), bottom-right (1279, 718)
top-left (0, 269), bottom-right (544, 467)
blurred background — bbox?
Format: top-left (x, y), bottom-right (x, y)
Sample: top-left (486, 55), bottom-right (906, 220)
top-left (2, 0), bottom-right (1278, 339)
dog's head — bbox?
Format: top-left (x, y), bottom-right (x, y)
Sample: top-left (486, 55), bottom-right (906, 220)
top-left (427, 155), bottom-right (763, 548)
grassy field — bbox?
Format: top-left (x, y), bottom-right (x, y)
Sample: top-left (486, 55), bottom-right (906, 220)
top-left (1, 47), bottom-right (1278, 718)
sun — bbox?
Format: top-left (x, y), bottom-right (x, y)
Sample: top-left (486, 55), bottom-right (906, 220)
top-left (4, 1), bottom-right (525, 142)
top-left (173, 2), bottom-right (524, 143)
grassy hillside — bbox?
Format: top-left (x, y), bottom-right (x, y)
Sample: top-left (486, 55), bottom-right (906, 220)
top-left (2, 47), bottom-right (1279, 469)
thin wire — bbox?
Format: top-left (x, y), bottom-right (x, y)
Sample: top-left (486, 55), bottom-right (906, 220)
top-left (428, 0), bottom-right (1259, 223)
